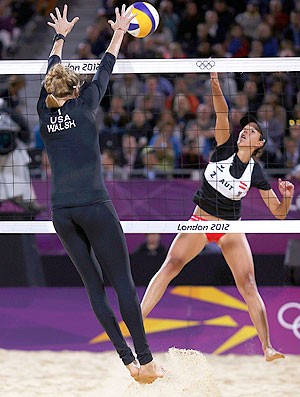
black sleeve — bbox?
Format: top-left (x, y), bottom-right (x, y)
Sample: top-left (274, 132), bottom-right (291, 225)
top-left (37, 55), bottom-right (61, 110)
top-left (80, 52), bottom-right (116, 112)
top-left (251, 163), bottom-right (271, 190)
top-left (210, 135), bottom-right (237, 162)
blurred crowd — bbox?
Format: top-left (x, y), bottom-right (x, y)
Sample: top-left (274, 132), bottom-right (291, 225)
top-left (71, 0), bottom-right (300, 181)
top-left (0, 0), bottom-right (56, 58)
top-left (2, 0), bottom-right (300, 193)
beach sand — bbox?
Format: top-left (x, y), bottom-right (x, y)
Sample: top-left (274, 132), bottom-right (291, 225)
top-left (0, 348), bottom-right (299, 397)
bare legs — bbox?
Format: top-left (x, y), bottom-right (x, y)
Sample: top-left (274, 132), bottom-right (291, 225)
top-left (220, 233), bottom-right (284, 362)
top-left (141, 233), bottom-right (208, 318)
top-left (141, 229), bottom-right (284, 362)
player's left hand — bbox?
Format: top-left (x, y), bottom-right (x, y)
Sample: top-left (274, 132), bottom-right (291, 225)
top-left (278, 178), bottom-right (294, 198)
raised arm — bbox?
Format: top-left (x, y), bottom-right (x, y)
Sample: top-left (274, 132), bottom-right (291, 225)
top-left (47, 4), bottom-right (79, 59)
top-left (210, 72), bottom-right (230, 146)
top-left (259, 178), bottom-right (294, 220)
top-left (105, 5), bottom-right (135, 57)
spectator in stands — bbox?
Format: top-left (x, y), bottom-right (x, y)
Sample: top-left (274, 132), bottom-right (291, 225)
top-left (131, 233), bottom-right (167, 261)
top-left (242, 79), bottom-right (263, 114)
top-left (256, 22), bottom-right (279, 56)
top-left (130, 233), bottom-right (167, 285)
top-left (73, 40), bottom-right (97, 59)
top-left (36, 0), bottom-right (57, 16)
top-left (111, 73), bottom-right (143, 112)
top-left (226, 23), bottom-right (250, 57)
top-left (248, 38), bottom-right (264, 57)
top-left (101, 148), bottom-right (123, 181)
top-left (283, 10), bottom-right (300, 55)
top-left (0, 98), bottom-right (44, 214)
top-left (138, 147), bottom-right (164, 180)
top-left (119, 134), bottom-right (143, 177)
top-left (267, 0), bottom-right (289, 37)
top-left (283, 135), bottom-right (300, 170)
top-left (167, 41), bottom-right (186, 59)
top-left (159, 0), bottom-right (180, 40)
top-left (0, 75), bottom-right (45, 214)
top-left (181, 123), bottom-right (209, 171)
top-left (235, 0), bottom-right (262, 39)
top-left (257, 101), bottom-right (285, 148)
top-left (0, 0), bottom-right (21, 57)
top-left (85, 21), bottom-right (110, 57)
top-left (135, 76), bottom-right (167, 126)
top-left (0, 75), bottom-right (29, 134)
top-left (101, 94), bottom-right (130, 149)
top-left (166, 76), bottom-right (199, 130)
top-left (212, 0), bottom-right (236, 45)
top-left (185, 103), bottom-right (215, 158)
top-left (285, 118), bottom-right (300, 160)
top-left (149, 121), bottom-right (181, 173)
top-left (152, 110), bottom-right (181, 148)
top-left (176, 1), bottom-right (199, 56)
top-left (204, 9), bottom-right (224, 45)
top-left (125, 108), bottom-right (153, 148)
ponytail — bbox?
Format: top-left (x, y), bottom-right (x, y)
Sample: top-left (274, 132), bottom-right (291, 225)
top-left (45, 93), bottom-right (60, 108)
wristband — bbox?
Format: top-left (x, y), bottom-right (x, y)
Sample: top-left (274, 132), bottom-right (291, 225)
top-left (53, 33), bottom-right (65, 43)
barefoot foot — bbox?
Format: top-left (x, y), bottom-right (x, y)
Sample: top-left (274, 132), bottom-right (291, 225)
top-left (126, 359), bottom-right (140, 379)
top-left (136, 360), bottom-right (164, 384)
top-left (264, 347), bottom-right (285, 362)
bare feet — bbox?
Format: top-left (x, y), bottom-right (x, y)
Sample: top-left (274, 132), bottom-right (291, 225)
top-left (127, 360), bottom-right (164, 384)
top-left (126, 359), bottom-right (140, 380)
top-left (137, 360), bottom-right (164, 384)
top-left (264, 347), bottom-right (285, 362)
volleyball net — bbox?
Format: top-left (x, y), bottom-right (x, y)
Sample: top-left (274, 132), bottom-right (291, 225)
top-left (0, 57), bottom-right (300, 235)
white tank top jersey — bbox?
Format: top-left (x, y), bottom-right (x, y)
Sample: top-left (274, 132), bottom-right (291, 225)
top-left (204, 153), bottom-right (255, 201)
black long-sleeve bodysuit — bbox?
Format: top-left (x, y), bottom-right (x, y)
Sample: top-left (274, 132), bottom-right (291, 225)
top-left (37, 53), bottom-right (152, 366)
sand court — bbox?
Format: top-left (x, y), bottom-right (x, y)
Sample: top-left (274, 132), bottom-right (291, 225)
top-left (1, 348), bottom-right (299, 397)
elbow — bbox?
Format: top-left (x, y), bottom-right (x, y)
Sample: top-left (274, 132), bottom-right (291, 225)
top-left (274, 213), bottom-right (287, 220)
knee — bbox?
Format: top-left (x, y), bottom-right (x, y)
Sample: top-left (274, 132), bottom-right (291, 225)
top-left (236, 273), bottom-right (257, 298)
top-left (161, 255), bottom-right (185, 279)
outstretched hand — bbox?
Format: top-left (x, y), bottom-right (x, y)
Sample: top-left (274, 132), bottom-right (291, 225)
top-left (48, 4), bottom-right (79, 37)
top-left (278, 178), bottom-right (294, 198)
top-left (108, 4), bottom-right (136, 33)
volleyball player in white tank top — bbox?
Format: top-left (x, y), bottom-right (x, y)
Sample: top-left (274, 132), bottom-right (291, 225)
top-left (141, 72), bottom-right (294, 362)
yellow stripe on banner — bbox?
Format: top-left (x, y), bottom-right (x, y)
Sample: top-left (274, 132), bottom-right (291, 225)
top-left (89, 318), bottom-right (200, 344)
top-left (171, 286), bottom-right (248, 311)
top-left (213, 325), bottom-right (257, 354)
top-left (203, 315), bottom-right (239, 327)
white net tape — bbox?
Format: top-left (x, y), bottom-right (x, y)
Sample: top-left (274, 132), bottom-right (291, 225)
top-left (0, 220), bottom-right (298, 233)
top-left (0, 57), bottom-right (299, 75)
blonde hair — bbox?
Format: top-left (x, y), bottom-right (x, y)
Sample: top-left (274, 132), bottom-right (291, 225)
top-left (44, 64), bottom-right (81, 108)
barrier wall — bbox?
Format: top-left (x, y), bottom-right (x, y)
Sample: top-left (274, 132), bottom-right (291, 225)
top-left (0, 286), bottom-right (299, 355)
top-left (31, 178), bottom-right (300, 256)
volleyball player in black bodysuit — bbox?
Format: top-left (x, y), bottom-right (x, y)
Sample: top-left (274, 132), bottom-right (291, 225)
top-left (141, 72), bottom-right (295, 362)
top-left (37, 4), bottom-right (163, 384)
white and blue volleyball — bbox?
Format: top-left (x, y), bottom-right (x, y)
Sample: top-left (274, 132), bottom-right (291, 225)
top-left (128, 2), bottom-right (159, 38)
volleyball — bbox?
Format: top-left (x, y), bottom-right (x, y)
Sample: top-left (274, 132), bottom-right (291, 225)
top-left (128, 2), bottom-right (160, 38)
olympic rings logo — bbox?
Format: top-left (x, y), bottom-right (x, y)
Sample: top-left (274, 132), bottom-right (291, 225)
top-left (196, 60), bottom-right (215, 70)
top-left (277, 302), bottom-right (300, 339)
